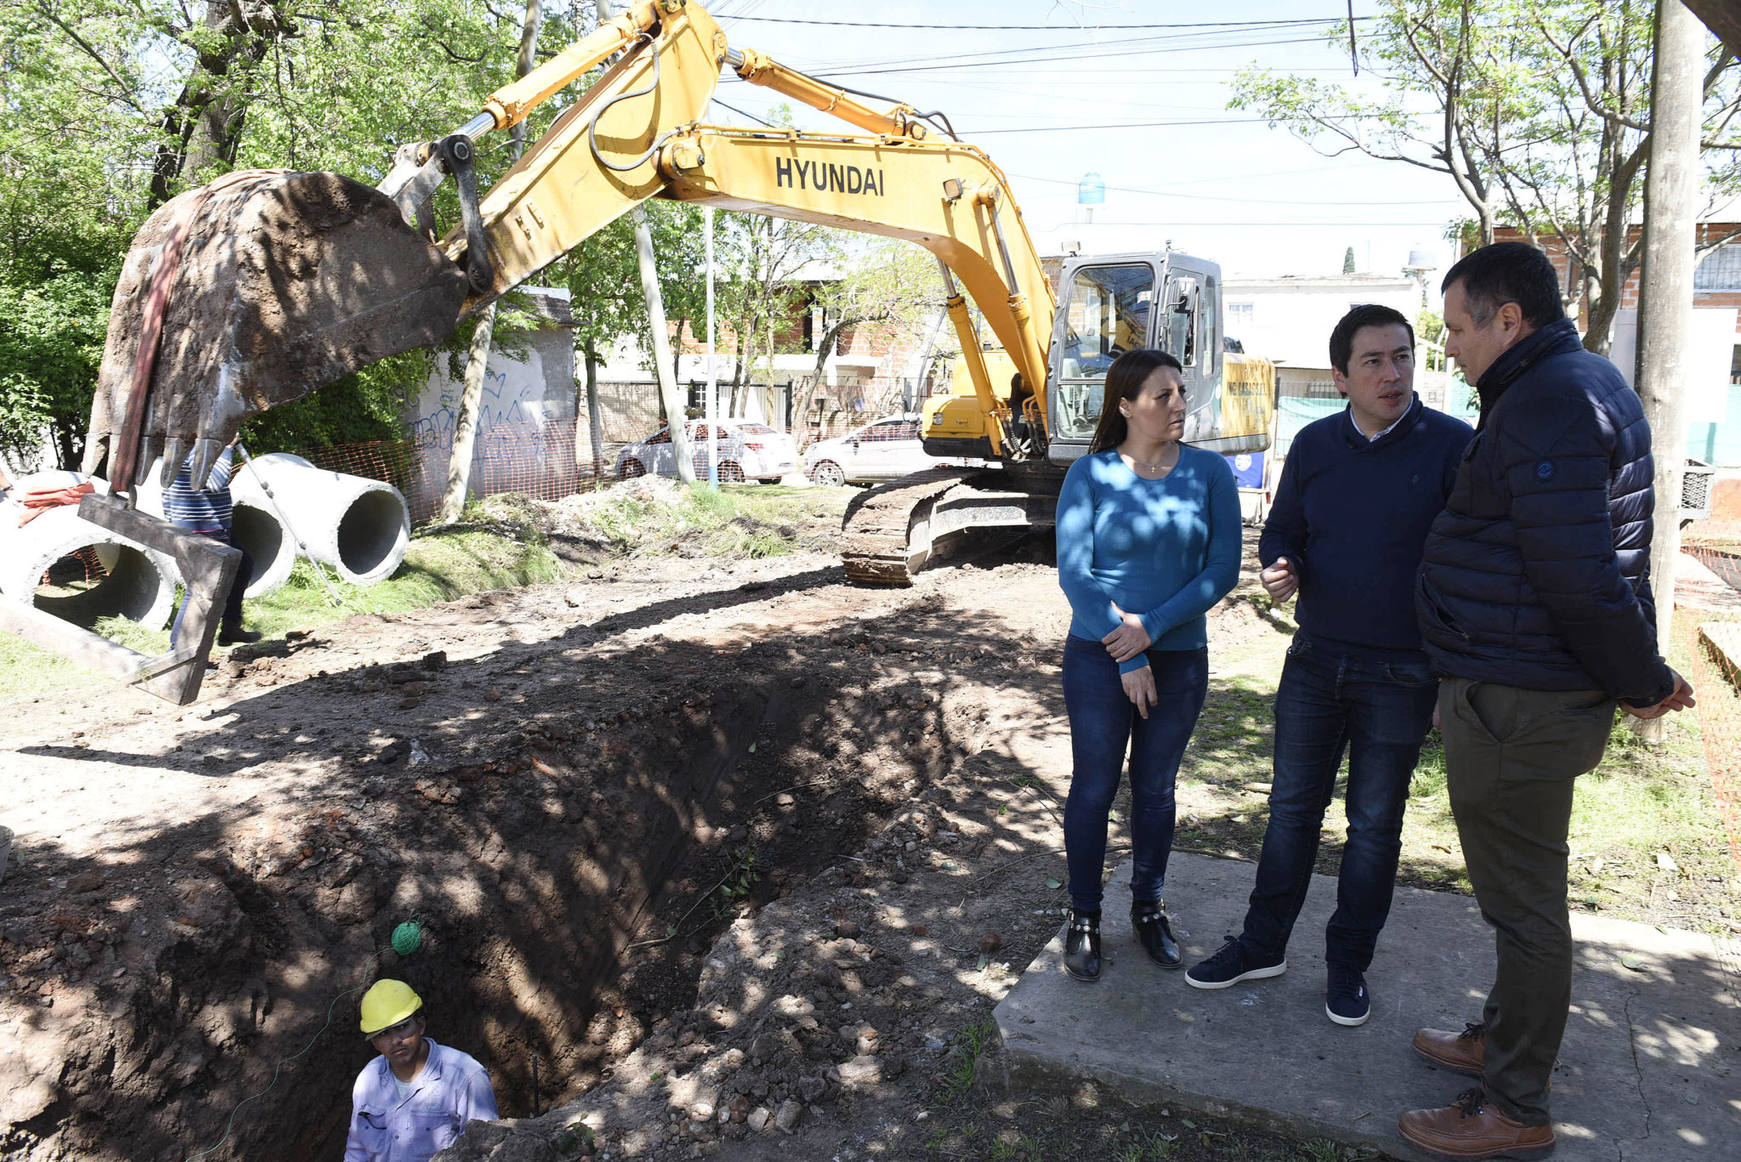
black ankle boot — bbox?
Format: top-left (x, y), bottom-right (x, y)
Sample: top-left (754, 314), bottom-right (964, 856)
top-left (1063, 909), bottom-right (1102, 982)
top-left (1131, 899), bottom-right (1181, 968)
top-left (217, 624), bottom-right (263, 645)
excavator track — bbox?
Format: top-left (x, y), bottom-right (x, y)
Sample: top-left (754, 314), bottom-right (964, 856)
top-left (840, 468), bottom-right (1058, 586)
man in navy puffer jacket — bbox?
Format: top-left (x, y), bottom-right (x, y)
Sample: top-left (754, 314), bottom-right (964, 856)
top-left (1400, 242), bottom-right (1694, 1160)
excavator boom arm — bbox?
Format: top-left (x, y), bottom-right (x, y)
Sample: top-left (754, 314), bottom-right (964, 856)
top-left (443, 2), bottom-right (1053, 436)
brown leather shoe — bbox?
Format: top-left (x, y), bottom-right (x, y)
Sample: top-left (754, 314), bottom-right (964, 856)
top-left (1398, 1088), bottom-right (1555, 1159)
top-left (1413, 1022), bottom-right (1486, 1077)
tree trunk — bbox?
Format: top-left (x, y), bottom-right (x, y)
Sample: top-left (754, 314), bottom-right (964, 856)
top-left (147, 2), bottom-right (292, 209)
top-left (796, 319), bottom-right (853, 448)
top-left (439, 309), bottom-right (498, 523)
top-left (441, 0), bottom-right (543, 521)
top-left (1632, 0), bottom-right (1704, 742)
top-left (671, 315), bottom-right (687, 386)
top-left (633, 209), bottom-right (695, 481)
top-left (594, 0), bottom-right (692, 480)
top-left (581, 341), bottom-right (605, 489)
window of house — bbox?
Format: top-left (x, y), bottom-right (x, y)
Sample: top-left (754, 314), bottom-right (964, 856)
top-left (1695, 244), bottom-right (1741, 291)
top-left (1227, 301), bottom-right (1254, 327)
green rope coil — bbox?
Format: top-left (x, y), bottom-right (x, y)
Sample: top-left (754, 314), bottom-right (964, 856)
top-left (390, 920), bottom-right (423, 957)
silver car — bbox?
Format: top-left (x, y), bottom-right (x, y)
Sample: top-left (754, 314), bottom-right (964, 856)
top-left (616, 420), bottom-right (798, 484)
top-left (802, 416), bottom-right (940, 486)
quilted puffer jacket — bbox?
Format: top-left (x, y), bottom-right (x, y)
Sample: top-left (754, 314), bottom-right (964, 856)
top-left (1415, 317), bottom-right (1675, 706)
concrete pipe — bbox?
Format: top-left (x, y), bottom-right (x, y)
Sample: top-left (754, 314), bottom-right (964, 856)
top-left (230, 453), bottom-right (409, 586)
top-left (0, 472), bottom-right (178, 628)
top-left (133, 460), bottom-right (296, 599)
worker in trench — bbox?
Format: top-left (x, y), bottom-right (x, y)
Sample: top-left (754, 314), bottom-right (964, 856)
top-left (345, 979), bottom-right (499, 1162)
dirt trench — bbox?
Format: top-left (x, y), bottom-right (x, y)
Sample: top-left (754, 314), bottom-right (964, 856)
top-left (0, 550), bottom-right (1045, 1161)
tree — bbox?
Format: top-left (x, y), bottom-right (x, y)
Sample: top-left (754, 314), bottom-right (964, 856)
top-left (1343, 246), bottom-right (1357, 274)
top-left (1230, 0), bottom-right (1741, 354)
top-left (0, 1), bottom-right (581, 468)
top-left (794, 240), bottom-right (945, 444)
top-left (715, 210), bottom-right (843, 417)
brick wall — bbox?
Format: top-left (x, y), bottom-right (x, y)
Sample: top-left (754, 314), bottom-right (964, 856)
top-left (1493, 223), bottom-right (1741, 335)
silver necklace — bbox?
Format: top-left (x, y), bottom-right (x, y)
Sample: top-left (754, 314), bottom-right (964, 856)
top-left (1125, 445), bottom-right (1178, 473)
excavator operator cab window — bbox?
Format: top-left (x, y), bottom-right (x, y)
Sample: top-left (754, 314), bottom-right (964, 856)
top-left (1166, 276), bottom-right (1199, 368)
top-left (1054, 262), bottom-right (1154, 441)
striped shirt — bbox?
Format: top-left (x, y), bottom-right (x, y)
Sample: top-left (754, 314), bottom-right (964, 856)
top-left (161, 446), bottom-right (234, 533)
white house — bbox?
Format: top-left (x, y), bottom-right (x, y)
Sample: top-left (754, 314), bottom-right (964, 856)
top-left (1223, 273), bottom-right (1423, 367)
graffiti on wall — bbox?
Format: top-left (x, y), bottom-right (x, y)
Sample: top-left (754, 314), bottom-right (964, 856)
top-left (409, 362), bottom-right (536, 451)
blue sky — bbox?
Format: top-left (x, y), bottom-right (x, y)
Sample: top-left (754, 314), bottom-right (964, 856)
top-left (697, 0), bottom-right (1472, 281)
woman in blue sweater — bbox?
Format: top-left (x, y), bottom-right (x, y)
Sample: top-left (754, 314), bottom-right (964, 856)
top-left (1055, 348), bottom-right (1241, 981)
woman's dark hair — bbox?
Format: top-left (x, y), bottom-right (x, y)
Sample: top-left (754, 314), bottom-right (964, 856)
top-left (1088, 348), bottom-right (1184, 453)
top-left (1440, 241), bottom-right (1566, 328)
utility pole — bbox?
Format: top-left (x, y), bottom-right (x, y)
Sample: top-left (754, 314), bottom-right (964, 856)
top-left (441, 0), bottom-right (545, 522)
top-left (1635, 0), bottom-right (1705, 740)
top-left (597, 0), bottom-right (695, 483)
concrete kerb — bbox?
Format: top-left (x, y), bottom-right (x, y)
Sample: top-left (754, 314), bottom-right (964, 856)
top-left (993, 853), bottom-right (1741, 1161)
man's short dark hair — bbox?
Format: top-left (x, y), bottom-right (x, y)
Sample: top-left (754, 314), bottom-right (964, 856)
top-left (1329, 304), bottom-right (1415, 374)
top-left (1440, 241), bottom-right (1566, 328)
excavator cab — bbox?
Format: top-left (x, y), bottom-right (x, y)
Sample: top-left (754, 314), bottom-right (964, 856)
top-left (1045, 251), bottom-right (1265, 465)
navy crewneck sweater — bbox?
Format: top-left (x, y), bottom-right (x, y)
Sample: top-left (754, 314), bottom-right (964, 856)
top-left (1259, 396), bottom-right (1473, 658)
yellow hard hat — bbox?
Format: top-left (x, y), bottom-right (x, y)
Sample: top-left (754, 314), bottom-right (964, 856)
top-left (359, 979), bottom-right (422, 1036)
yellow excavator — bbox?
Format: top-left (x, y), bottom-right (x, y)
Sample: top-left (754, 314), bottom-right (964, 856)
top-left (1, 0), bottom-right (1272, 702)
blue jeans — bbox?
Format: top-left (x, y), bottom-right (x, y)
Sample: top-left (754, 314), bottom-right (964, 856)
top-left (1062, 637), bottom-right (1209, 913)
top-left (1239, 635), bottom-right (1438, 970)
top-left (169, 527), bottom-right (251, 647)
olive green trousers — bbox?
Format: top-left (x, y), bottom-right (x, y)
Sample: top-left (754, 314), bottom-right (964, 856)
top-left (1439, 675), bottom-right (1617, 1126)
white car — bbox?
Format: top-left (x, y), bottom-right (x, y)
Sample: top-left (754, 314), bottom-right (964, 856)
top-left (616, 420), bottom-right (799, 484)
top-left (802, 416), bottom-right (939, 486)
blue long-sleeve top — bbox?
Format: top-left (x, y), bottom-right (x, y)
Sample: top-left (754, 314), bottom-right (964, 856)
top-left (1261, 396), bottom-right (1473, 658)
top-left (1056, 445), bottom-right (1242, 673)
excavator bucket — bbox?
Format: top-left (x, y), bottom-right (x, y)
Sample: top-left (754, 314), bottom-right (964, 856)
top-left (10, 168), bottom-right (470, 705)
top-left (83, 168), bottom-right (470, 487)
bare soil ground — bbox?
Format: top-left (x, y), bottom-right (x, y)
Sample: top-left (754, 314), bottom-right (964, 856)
top-left (3, 499), bottom-right (1735, 1162)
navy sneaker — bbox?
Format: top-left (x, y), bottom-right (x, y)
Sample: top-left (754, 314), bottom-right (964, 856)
top-left (1326, 964), bottom-right (1371, 1026)
top-left (1185, 937), bottom-right (1286, 990)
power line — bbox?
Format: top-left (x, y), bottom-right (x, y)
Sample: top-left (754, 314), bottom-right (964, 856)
top-left (1050, 219), bottom-right (1452, 228)
top-left (966, 112), bottom-right (1388, 134)
top-left (733, 24), bottom-right (1334, 79)
top-left (763, 36), bottom-right (1332, 81)
top-left (709, 97), bottom-right (774, 127)
top-left (723, 15), bottom-right (1369, 31)
top-left (1007, 171), bottom-right (1458, 208)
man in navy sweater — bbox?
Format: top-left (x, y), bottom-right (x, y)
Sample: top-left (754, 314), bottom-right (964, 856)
top-left (1186, 304), bottom-right (1473, 1028)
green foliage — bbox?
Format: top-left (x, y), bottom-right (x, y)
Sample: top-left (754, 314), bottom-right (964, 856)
top-left (710, 846), bottom-right (764, 920)
top-left (939, 1019), bottom-right (998, 1100)
top-left (1229, 0), bottom-right (1740, 349)
top-left (0, 1), bottom-right (639, 464)
top-left (244, 352), bottom-right (437, 452)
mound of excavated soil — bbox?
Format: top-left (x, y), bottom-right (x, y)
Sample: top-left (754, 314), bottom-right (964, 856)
top-left (3, 540), bottom-right (1109, 1162)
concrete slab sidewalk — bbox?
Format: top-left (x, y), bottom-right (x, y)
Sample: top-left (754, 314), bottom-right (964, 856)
top-left (994, 853), bottom-right (1741, 1160)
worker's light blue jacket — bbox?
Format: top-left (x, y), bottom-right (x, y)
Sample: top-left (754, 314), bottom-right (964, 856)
top-left (344, 1039), bottom-right (498, 1162)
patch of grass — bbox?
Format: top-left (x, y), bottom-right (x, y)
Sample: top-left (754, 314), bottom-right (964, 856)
top-left (0, 517), bottom-right (561, 702)
top-left (559, 482), bottom-right (846, 559)
top-left (1114, 1128), bottom-right (1180, 1161)
top-left (939, 1019), bottom-right (999, 1101)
